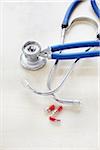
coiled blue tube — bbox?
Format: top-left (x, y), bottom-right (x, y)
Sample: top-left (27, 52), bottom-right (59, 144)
top-left (62, 0), bottom-right (81, 28)
top-left (51, 41), bottom-right (100, 52)
top-left (91, 0), bottom-right (100, 18)
top-left (52, 50), bottom-right (100, 60)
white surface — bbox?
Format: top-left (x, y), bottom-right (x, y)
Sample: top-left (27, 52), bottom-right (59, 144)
top-left (0, 1), bottom-right (100, 149)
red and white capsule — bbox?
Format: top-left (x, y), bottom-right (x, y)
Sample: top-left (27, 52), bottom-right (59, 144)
top-left (49, 116), bottom-right (61, 122)
top-left (51, 106), bottom-right (63, 116)
top-left (45, 104), bottom-right (55, 113)
top-left (49, 106), bottom-right (63, 123)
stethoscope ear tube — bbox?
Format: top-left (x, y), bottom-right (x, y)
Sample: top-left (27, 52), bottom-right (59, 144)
top-left (91, 0), bottom-right (100, 18)
top-left (62, 0), bottom-right (82, 28)
top-left (62, 0), bottom-right (100, 29)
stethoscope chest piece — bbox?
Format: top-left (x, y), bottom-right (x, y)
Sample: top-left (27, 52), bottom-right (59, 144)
top-left (20, 41), bottom-right (47, 70)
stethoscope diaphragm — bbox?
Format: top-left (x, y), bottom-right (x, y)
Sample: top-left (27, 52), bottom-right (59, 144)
top-left (20, 41), bottom-right (46, 70)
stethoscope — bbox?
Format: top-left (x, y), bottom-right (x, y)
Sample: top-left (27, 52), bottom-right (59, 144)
top-left (20, 0), bottom-right (100, 105)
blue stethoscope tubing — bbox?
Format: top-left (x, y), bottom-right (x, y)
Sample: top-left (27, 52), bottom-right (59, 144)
top-left (91, 0), bottom-right (100, 18)
top-left (51, 41), bottom-right (100, 52)
top-left (50, 41), bottom-right (100, 59)
top-left (52, 50), bottom-right (100, 60)
top-left (62, 0), bottom-right (100, 29)
top-left (53, 0), bottom-right (100, 64)
top-left (62, 0), bottom-right (82, 28)
top-left (48, 0), bottom-right (100, 60)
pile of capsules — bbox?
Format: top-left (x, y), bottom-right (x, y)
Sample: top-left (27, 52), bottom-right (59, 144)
top-left (45, 104), bottom-right (63, 123)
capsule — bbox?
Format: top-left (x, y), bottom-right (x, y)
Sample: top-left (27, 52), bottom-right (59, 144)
top-left (49, 116), bottom-right (61, 122)
top-left (46, 104), bottom-right (55, 113)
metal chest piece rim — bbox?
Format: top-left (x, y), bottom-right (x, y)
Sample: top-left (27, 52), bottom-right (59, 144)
top-left (20, 41), bottom-right (46, 70)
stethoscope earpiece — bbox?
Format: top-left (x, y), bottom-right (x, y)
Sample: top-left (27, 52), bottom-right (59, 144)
top-left (20, 41), bottom-right (46, 70)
